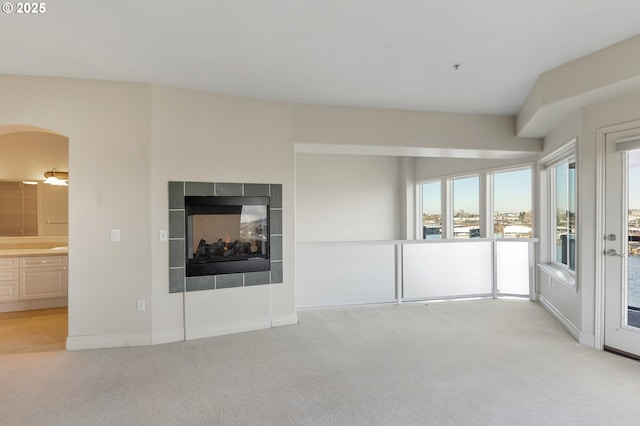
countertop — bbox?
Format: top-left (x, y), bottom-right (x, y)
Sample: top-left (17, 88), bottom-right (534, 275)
top-left (0, 248), bottom-right (68, 258)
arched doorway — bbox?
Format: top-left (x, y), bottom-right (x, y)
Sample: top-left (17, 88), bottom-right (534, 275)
top-left (0, 124), bottom-right (69, 353)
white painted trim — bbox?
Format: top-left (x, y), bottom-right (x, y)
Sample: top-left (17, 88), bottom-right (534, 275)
top-left (151, 328), bottom-right (185, 345)
top-left (66, 332), bottom-right (152, 351)
top-left (540, 138), bottom-right (577, 166)
top-left (0, 297), bottom-right (67, 313)
top-left (297, 299), bottom-right (397, 310)
top-left (595, 126), bottom-right (607, 350)
top-left (271, 313), bottom-right (298, 327)
top-left (415, 181), bottom-right (422, 239)
top-left (538, 294), bottom-right (581, 343)
top-left (395, 243), bottom-right (403, 304)
top-left (185, 318), bottom-right (271, 341)
top-left (537, 263), bottom-right (577, 291)
top-left (579, 332), bottom-right (596, 347)
top-left (294, 142), bottom-right (537, 160)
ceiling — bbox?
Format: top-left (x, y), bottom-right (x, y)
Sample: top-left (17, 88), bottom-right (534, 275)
top-left (1, 0), bottom-right (639, 115)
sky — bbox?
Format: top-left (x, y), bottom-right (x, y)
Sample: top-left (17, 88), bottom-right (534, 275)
top-left (422, 169), bottom-right (532, 215)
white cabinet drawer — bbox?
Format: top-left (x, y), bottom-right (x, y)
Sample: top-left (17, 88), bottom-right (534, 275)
top-left (0, 268), bottom-right (19, 282)
top-left (20, 256), bottom-right (67, 268)
top-left (0, 281), bottom-right (19, 301)
top-left (0, 258), bottom-right (19, 269)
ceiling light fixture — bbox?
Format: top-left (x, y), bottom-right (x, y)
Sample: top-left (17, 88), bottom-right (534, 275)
top-left (43, 168), bottom-right (69, 186)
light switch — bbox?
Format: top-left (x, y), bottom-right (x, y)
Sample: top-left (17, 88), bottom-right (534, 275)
top-left (111, 229), bottom-right (121, 242)
top-left (159, 230), bottom-right (168, 241)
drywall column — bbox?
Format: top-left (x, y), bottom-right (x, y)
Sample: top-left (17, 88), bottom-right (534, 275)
top-left (400, 157), bottom-right (416, 239)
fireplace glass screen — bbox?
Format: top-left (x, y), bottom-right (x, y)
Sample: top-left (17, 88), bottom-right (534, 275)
top-left (185, 196), bottom-right (270, 276)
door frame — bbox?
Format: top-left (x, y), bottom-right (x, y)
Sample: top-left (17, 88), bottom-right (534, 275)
top-left (595, 119), bottom-right (640, 350)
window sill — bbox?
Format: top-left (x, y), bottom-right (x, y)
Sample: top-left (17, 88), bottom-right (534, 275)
top-left (537, 263), bottom-right (577, 292)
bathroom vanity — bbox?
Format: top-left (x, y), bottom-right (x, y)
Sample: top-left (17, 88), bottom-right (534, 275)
top-left (0, 247), bottom-right (68, 312)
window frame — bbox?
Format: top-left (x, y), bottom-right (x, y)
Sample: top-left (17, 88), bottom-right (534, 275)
top-left (451, 174), bottom-right (481, 239)
top-left (416, 179), bottom-right (443, 240)
top-left (416, 163), bottom-right (534, 241)
top-left (539, 139), bottom-right (578, 288)
top-left (488, 165), bottom-right (534, 239)
top-left (548, 156), bottom-right (577, 274)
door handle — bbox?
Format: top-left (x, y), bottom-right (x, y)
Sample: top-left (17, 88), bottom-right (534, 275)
top-left (605, 248), bottom-right (626, 257)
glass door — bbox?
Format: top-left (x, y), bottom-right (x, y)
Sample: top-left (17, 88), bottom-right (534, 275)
top-left (604, 128), bottom-right (640, 356)
top-left (626, 149), bottom-right (640, 328)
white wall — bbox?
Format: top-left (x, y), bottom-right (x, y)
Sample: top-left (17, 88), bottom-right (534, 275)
top-left (536, 91), bottom-right (640, 345)
top-left (536, 113), bottom-right (582, 331)
top-left (415, 156), bottom-right (538, 181)
top-left (0, 131), bottom-right (68, 181)
top-left (295, 153), bottom-right (401, 242)
top-left (0, 76), bottom-right (298, 348)
top-left (294, 104), bottom-right (542, 158)
top-left (150, 86), bottom-right (296, 341)
top-left (0, 75), bottom-right (153, 346)
top-left (518, 34), bottom-right (640, 137)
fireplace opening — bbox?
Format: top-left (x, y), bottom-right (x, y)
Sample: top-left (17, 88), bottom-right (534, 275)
top-left (185, 196), bottom-right (270, 276)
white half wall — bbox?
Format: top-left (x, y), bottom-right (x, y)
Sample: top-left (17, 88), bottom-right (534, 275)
top-left (295, 153), bottom-right (401, 242)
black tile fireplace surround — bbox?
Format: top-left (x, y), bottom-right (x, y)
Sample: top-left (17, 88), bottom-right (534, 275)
top-left (168, 181), bottom-right (283, 293)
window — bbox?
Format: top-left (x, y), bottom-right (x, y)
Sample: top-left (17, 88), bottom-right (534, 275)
top-left (492, 168), bottom-right (532, 238)
top-left (416, 164), bottom-right (533, 241)
top-left (550, 158), bottom-right (576, 271)
top-left (453, 176), bottom-right (479, 238)
top-left (420, 181), bottom-right (441, 239)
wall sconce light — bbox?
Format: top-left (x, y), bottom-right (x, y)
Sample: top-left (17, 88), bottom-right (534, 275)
top-left (43, 168), bottom-right (69, 186)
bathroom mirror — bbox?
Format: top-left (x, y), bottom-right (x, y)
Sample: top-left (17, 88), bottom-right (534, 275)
top-left (0, 180), bottom-right (68, 237)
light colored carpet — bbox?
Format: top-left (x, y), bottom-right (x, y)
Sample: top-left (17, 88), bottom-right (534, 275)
top-left (2, 299), bottom-right (640, 425)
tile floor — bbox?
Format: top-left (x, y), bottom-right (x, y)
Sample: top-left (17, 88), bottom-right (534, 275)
top-left (0, 307), bottom-right (67, 354)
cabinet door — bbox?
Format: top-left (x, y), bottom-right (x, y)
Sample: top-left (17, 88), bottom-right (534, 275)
top-left (19, 267), bottom-right (68, 300)
top-left (0, 281), bottom-right (19, 301)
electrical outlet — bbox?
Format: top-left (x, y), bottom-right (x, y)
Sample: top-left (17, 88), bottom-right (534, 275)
top-left (111, 229), bottom-right (121, 242)
top-left (136, 299), bottom-right (145, 311)
top-left (159, 230), bottom-right (168, 241)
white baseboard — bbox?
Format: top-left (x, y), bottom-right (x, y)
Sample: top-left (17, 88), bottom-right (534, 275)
top-left (538, 294), bottom-right (590, 345)
top-left (538, 294), bottom-right (580, 341)
top-left (272, 313), bottom-right (298, 327)
top-left (66, 332), bottom-right (152, 351)
top-left (185, 318), bottom-right (272, 341)
top-left (0, 297), bottom-right (67, 313)
top-left (152, 328), bottom-right (185, 345)
top-left (579, 332), bottom-right (596, 347)
top-left (66, 315), bottom-right (298, 350)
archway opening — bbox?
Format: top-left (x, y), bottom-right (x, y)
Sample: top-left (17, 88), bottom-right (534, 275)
top-left (0, 124), bottom-right (70, 354)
